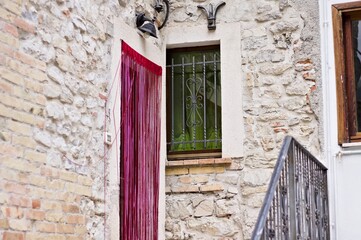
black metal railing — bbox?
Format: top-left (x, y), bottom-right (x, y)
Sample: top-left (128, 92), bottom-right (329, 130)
top-left (252, 136), bottom-right (329, 240)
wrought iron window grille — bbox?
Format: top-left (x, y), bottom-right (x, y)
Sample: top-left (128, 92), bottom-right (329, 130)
top-left (166, 46), bottom-right (222, 159)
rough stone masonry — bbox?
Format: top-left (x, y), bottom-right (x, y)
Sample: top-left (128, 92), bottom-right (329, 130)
top-left (164, 0), bottom-right (322, 239)
top-left (0, 0), bottom-right (323, 239)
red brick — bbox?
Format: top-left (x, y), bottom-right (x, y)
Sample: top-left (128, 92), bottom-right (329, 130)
top-left (57, 223), bottom-right (75, 234)
top-left (8, 195), bottom-right (31, 207)
top-left (0, 31), bottom-right (19, 47)
top-left (26, 210), bottom-right (45, 220)
top-left (2, 22), bottom-right (18, 37)
top-left (0, 54), bottom-right (6, 65)
top-left (13, 51), bottom-right (46, 71)
top-left (3, 232), bottom-right (24, 240)
top-left (0, 44), bottom-right (15, 63)
top-left (36, 222), bottom-right (56, 233)
top-left (40, 166), bottom-right (59, 178)
top-left (0, 80), bottom-right (14, 93)
top-left (14, 17), bottom-right (35, 33)
top-left (62, 204), bottom-right (79, 213)
top-left (3, 181), bottom-right (27, 194)
top-left (66, 215), bottom-right (85, 224)
top-left (0, 143), bottom-right (21, 157)
top-left (1, 207), bottom-right (23, 218)
top-left (32, 199), bottom-right (41, 209)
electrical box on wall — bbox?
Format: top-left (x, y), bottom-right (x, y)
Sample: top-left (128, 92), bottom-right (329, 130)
top-left (104, 132), bottom-right (112, 145)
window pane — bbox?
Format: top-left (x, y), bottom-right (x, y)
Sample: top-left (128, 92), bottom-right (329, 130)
top-left (166, 47), bottom-right (221, 153)
top-left (352, 20), bottom-right (361, 131)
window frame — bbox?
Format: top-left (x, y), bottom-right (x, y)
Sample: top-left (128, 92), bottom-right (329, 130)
top-left (165, 22), bottom-right (244, 160)
top-left (332, 1), bottom-right (361, 144)
top-left (166, 45), bottom-right (222, 160)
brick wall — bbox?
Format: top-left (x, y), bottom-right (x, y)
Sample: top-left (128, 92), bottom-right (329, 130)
top-left (0, 0), bottom-right (119, 239)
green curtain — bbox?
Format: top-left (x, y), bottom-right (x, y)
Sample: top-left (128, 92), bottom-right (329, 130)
top-left (167, 49), bottom-right (221, 152)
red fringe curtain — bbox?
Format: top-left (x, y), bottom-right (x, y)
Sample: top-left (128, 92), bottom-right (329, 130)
top-left (120, 41), bottom-right (162, 240)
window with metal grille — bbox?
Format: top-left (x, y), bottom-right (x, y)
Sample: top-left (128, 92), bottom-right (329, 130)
top-left (166, 46), bottom-right (221, 160)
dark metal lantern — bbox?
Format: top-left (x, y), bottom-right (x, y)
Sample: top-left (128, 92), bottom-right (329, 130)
top-left (136, 13), bottom-right (158, 38)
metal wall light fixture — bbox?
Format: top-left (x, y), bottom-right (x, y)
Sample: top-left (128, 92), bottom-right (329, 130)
top-left (198, 1), bottom-right (226, 30)
top-left (135, 0), bottom-right (170, 38)
top-left (136, 13), bottom-right (158, 38)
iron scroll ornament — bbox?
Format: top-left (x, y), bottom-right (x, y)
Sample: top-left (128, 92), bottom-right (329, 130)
top-left (197, 1), bottom-right (226, 30)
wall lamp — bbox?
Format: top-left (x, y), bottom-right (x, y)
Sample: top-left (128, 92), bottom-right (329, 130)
top-left (136, 13), bottom-right (158, 38)
top-left (135, 0), bottom-right (170, 39)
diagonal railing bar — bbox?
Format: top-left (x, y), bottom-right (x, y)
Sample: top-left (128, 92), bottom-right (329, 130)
top-left (251, 136), bottom-right (330, 240)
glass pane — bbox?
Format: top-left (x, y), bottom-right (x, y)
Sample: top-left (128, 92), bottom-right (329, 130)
top-left (352, 20), bottom-right (361, 131)
top-left (167, 47), bottom-right (221, 152)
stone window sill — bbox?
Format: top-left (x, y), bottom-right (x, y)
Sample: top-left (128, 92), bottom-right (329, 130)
top-left (165, 158), bottom-right (232, 168)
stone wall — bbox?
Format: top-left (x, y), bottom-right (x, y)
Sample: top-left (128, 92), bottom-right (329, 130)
top-left (0, 0), bottom-right (322, 239)
top-left (165, 0), bottom-right (322, 239)
top-left (0, 0), bottom-right (123, 239)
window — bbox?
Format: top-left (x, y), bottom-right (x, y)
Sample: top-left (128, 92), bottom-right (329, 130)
top-left (166, 46), bottom-right (222, 159)
top-left (333, 2), bottom-right (361, 144)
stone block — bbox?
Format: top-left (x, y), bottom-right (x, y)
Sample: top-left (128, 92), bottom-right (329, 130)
top-left (270, 20), bottom-right (299, 34)
top-left (215, 199), bottom-right (239, 217)
top-left (193, 175), bottom-right (209, 184)
top-left (0, 219), bottom-right (9, 229)
top-left (242, 168), bottom-right (272, 187)
top-left (200, 184), bottom-right (224, 192)
top-left (6, 120), bottom-right (32, 136)
top-left (178, 176), bottom-right (192, 184)
top-left (171, 185), bottom-right (199, 193)
top-left (189, 166), bottom-right (225, 174)
top-left (259, 63), bottom-right (292, 76)
top-left (9, 218), bottom-right (29, 231)
top-left (167, 200), bottom-right (192, 219)
top-left (194, 199), bottom-right (213, 217)
top-left (166, 168), bottom-right (189, 176)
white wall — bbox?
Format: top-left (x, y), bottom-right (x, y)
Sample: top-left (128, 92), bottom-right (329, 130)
top-left (321, 0), bottom-right (361, 239)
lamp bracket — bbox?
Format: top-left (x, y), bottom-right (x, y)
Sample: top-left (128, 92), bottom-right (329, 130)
top-left (153, 0), bottom-right (169, 30)
top-left (197, 1), bottom-right (226, 30)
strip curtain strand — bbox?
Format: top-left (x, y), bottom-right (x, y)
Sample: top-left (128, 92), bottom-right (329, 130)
top-left (120, 41), bottom-right (162, 240)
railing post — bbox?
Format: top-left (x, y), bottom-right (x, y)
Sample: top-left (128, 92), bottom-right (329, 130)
top-left (288, 141), bottom-right (297, 239)
top-left (251, 136), bottom-right (329, 240)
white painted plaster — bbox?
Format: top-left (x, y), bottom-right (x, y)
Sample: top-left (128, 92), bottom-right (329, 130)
top-left (110, 18), bottom-right (165, 240)
top-left (164, 22), bottom-right (244, 158)
top-left (321, 0), bottom-right (361, 239)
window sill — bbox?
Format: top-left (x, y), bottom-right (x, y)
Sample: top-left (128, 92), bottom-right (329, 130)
top-left (165, 157), bottom-right (232, 168)
top-left (342, 142), bottom-right (361, 149)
